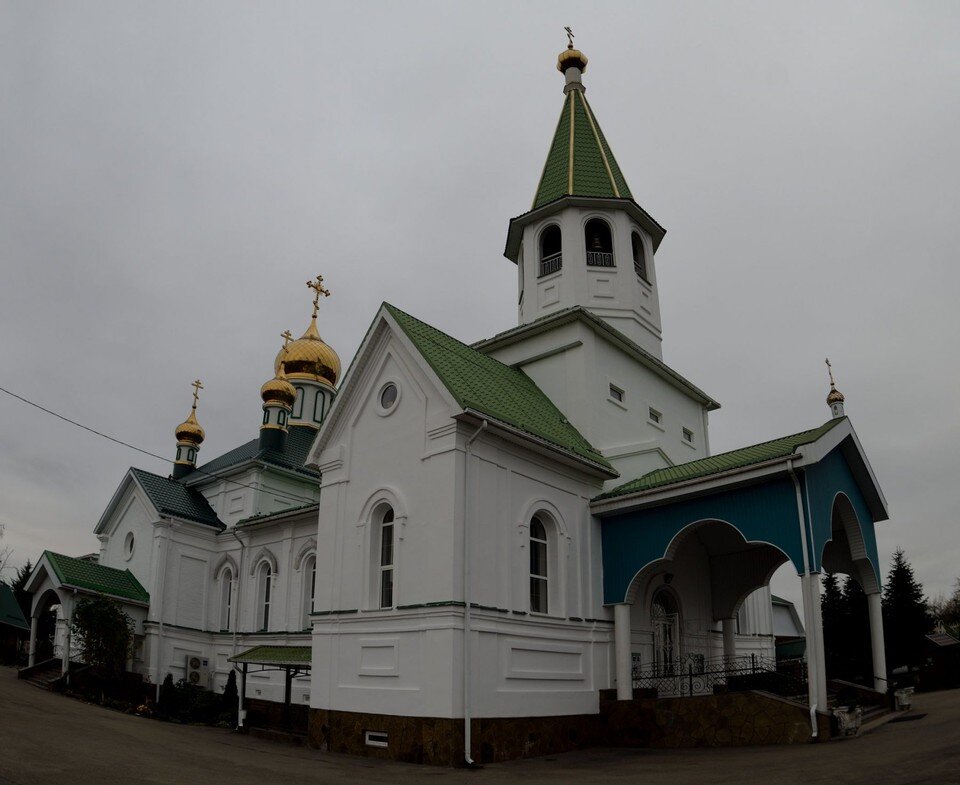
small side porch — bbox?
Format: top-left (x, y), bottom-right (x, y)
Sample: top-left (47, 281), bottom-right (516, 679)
top-left (593, 416), bottom-right (889, 724)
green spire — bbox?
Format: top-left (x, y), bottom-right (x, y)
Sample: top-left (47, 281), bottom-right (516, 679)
top-left (532, 88), bottom-right (633, 209)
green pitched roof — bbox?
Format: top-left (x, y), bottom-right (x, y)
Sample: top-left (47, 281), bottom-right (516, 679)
top-left (185, 426), bottom-right (319, 481)
top-left (130, 468), bottom-right (223, 529)
top-left (596, 418), bottom-right (846, 501)
top-left (0, 583), bottom-right (29, 631)
top-left (384, 304), bottom-right (614, 473)
top-left (229, 645), bottom-right (311, 666)
top-left (533, 88), bottom-right (632, 209)
top-left (44, 551), bottom-right (150, 604)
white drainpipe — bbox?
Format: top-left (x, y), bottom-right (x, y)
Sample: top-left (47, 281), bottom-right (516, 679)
top-left (462, 419), bottom-right (487, 767)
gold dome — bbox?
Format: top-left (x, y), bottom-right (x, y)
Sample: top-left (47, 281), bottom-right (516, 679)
top-left (557, 46), bottom-right (588, 73)
top-left (261, 364), bottom-right (298, 407)
top-left (826, 386), bottom-right (845, 405)
top-left (274, 317), bottom-right (341, 386)
top-left (175, 409), bottom-right (205, 445)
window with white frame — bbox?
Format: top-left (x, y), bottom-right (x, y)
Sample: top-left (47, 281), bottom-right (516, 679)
top-left (530, 516), bottom-right (549, 614)
top-left (219, 567), bottom-right (233, 631)
top-left (256, 562), bottom-right (272, 631)
top-left (609, 383), bottom-right (624, 403)
top-left (648, 407), bottom-right (662, 425)
top-left (302, 555), bottom-right (316, 629)
top-left (378, 507), bottom-right (395, 609)
top-left (682, 427), bottom-right (695, 445)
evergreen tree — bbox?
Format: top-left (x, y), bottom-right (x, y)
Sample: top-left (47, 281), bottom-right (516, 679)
top-left (222, 668), bottom-right (238, 713)
top-left (11, 559), bottom-right (32, 620)
top-left (841, 576), bottom-right (872, 683)
top-left (882, 548), bottom-right (932, 671)
top-left (821, 573), bottom-right (846, 677)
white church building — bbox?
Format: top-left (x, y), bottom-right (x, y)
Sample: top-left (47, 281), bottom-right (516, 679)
top-left (25, 41), bottom-right (890, 764)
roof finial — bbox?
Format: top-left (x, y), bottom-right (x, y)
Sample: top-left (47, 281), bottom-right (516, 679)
top-left (825, 358), bottom-right (845, 418)
top-left (557, 29), bottom-right (588, 91)
top-left (565, 26), bottom-right (575, 49)
top-left (280, 329), bottom-right (294, 348)
top-left (306, 274), bottom-right (331, 320)
top-left (190, 378), bottom-right (203, 411)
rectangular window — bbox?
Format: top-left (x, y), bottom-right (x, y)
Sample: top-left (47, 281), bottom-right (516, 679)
top-left (648, 407), bottom-right (662, 425)
top-left (530, 537), bottom-right (547, 614)
top-left (682, 427), bottom-right (695, 444)
top-left (364, 730), bottom-right (389, 748)
top-left (313, 393), bottom-right (324, 423)
top-left (608, 384), bottom-right (624, 403)
top-left (292, 387), bottom-right (304, 419)
top-left (262, 576), bottom-right (271, 631)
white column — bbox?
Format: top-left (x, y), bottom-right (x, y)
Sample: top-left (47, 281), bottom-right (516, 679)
top-left (800, 572), bottom-right (827, 710)
top-left (61, 623), bottom-right (71, 677)
top-left (614, 602), bottom-right (633, 700)
top-left (867, 591), bottom-right (887, 692)
top-left (722, 617), bottom-right (737, 663)
top-left (28, 616), bottom-right (38, 667)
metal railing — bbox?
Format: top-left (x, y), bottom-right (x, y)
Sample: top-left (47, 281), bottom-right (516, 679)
top-left (539, 253), bottom-right (562, 277)
top-left (632, 653), bottom-right (808, 702)
top-left (586, 251), bottom-right (615, 267)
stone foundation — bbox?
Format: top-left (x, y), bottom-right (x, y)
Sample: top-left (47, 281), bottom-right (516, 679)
top-left (308, 692), bottom-right (829, 765)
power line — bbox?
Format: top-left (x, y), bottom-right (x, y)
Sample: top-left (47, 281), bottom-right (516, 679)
top-left (0, 385), bottom-right (317, 507)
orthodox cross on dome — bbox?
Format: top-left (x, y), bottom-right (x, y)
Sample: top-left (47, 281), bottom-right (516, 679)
top-left (825, 357), bottom-right (836, 388)
top-left (306, 275), bottom-right (331, 319)
top-left (564, 26), bottom-right (575, 48)
top-left (190, 379), bottom-right (203, 410)
top-left (280, 329), bottom-right (294, 348)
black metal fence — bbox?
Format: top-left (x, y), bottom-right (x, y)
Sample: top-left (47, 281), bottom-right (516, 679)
top-left (632, 653), bottom-right (808, 702)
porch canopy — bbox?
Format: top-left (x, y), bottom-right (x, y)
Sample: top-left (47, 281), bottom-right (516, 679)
top-left (228, 645), bottom-right (311, 728)
top-left (592, 416), bottom-right (889, 707)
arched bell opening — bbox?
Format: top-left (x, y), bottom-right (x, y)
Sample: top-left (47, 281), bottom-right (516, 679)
top-left (538, 224), bottom-right (562, 277)
top-left (584, 218), bottom-right (614, 267)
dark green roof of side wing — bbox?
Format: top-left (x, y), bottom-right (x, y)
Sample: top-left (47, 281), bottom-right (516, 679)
top-left (130, 468), bottom-right (223, 529)
top-left (43, 551), bottom-right (150, 604)
top-left (533, 89), bottom-right (632, 209)
top-left (0, 583), bottom-right (29, 631)
top-left (596, 418), bottom-right (846, 501)
top-left (229, 645), bottom-right (312, 666)
top-left (384, 304), bottom-right (613, 473)
top-left (184, 426), bottom-right (319, 481)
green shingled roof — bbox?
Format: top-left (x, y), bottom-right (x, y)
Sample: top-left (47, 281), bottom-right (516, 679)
top-left (384, 304), bottom-right (614, 473)
top-left (229, 645), bottom-right (311, 666)
top-left (596, 418), bottom-right (845, 501)
top-left (0, 583), bottom-right (29, 631)
top-left (44, 551), bottom-right (150, 604)
top-left (185, 426), bottom-right (319, 481)
top-left (533, 88), bottom-right (632, 209)
top-left (130, 468), bottom-right (223, 529)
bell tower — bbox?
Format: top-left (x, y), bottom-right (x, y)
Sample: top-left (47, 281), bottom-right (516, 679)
top-left (504, 36), bottom-right (667, 358)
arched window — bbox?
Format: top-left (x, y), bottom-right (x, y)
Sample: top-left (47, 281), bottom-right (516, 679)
top-left (302, 555), bottom-right (316, 629)
top-left (378, 507), bottom-right (395, 609)
top-left (218, 567), bottom-right (233, 631)
top-left (256, 562), bottom-right (272, 631)
top-left (585, 218), bottom-right (614, 267)
top-left (539, 224), bottom-right (562, 277)
top-left (631, 231), bottom-right (648, 282)
top-left (529, 516), bottom-right (549, 613)
top-left (651, 587), bottom-right (680, 676)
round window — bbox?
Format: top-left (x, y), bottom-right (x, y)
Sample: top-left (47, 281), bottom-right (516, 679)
top-left (379, 383), bottom-right (398, 410)
top-left (123, 532), bottom-right (135, 560)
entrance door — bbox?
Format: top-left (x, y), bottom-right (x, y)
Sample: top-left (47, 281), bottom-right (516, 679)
top-left (651, 588), bottom-right (680, 676)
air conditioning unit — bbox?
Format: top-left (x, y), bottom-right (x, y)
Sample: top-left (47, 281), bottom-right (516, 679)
top-left (185, 655), bottom-right (210, 688)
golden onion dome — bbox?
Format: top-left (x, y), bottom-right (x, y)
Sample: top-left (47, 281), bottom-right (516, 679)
top-left (826, 386), bottom-right (845, 405)
top-left (261, 364), bottom-right (298, 407)
top-left (274, 317), bottom-right (341, 386)
top-left (175, 409), bottom-right (205, 445)
top-left (557, 46), bottom-right (588, 74)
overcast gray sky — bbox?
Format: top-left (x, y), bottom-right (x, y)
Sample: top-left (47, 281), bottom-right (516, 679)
top-left (1, 2), bottom-right (958, 608)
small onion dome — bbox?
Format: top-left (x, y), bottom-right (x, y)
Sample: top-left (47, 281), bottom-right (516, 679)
top-left (557, 46), bottom-right (588, 73)
top-left (261, 366), bottom-right (297, 407)
top-left (827, 386), bottom-right (845, 405)
top-left (175, 409), bottom-right (204, 445)
top-left (274, 318), bottom-right (341, 386)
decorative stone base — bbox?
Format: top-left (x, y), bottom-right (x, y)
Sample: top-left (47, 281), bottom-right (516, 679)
top-left (308, 692), bottom-right (830, 766)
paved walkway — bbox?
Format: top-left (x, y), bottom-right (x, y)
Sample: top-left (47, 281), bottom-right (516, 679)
top-left (2, 666), bottom-right (959, 785)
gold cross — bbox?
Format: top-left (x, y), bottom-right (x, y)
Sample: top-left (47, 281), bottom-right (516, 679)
top-left (190, 379), bottom-right (204, 409)
top-left (565, 26), bottom-right (575, 48)
top-left (306, 274), bottom-right (331, 319)
top-left (825, 358), bottom-right (836, 387)
top-left (280, 329), bottom-right (294, 348)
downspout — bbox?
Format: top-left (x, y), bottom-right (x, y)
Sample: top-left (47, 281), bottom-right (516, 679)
top-left (462, 419), bottom-right (487, 767)
top-left (787, 459), bottom-right (817, 737)
top-left (231, 528), bottom-right (247, 730)
top-left (154, 519), bottom-right (171, 702)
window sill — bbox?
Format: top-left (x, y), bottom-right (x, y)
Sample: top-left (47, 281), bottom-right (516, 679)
top-left (647, 419), bottom-right (665, 432)
top-left (607, 396), bottom-right (628, 411)
top-left (528, 611), bottom-right (567, 621)
top-left (681, 439), bottom-right (697, 450)
top-left (537, 269), bottom-right (562, 282)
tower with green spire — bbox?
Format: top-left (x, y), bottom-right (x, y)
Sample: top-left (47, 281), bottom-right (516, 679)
top-left (504, 39), bottom-right (667, 357)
